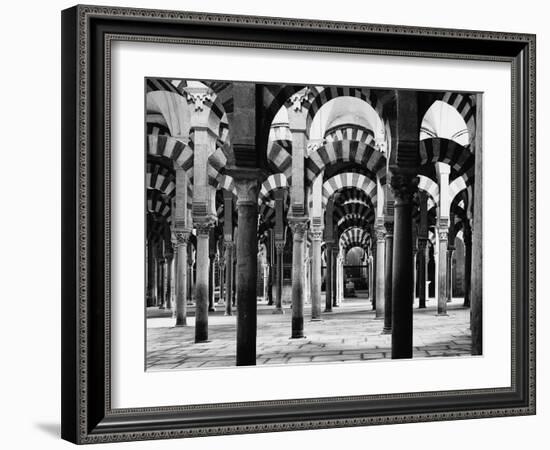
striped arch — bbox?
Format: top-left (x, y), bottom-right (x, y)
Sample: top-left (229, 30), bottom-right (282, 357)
top-left (146, 163), bottom-right (175, 196)
top-left (303, 86), bottom-right (385, 132)
top-left (215, 174), bottom-right (237, 198)
top-left (307, 140), bottom-right (386, 187)
top-left (147, 188), bottom-right (172, 220)
top-left (147, 134), bottom-right (193, 172)
top-left (441, 92), bottom-right (476, 142)
top-left (334, 202), bottom-right (375, 227)
top-left (146, 78), bottom-right (182, 95)
top-left (418, 175), bottom-right (439, 210)
top-left (259, 174), bottom-right (289, 207)
top-left (325, 126), bottom-right (375, 145)
top-left (267, 125), bottom-right (293, 177)
top-left (419, 138), bottom-right (475, 185)
top-left (322, 173), bottom-right (377, 208)
top-left (339, 227), bottom-right (370, 253)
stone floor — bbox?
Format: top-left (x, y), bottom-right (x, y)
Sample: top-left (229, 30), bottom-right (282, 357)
top-left (146, 293), bottom-right (472, 371)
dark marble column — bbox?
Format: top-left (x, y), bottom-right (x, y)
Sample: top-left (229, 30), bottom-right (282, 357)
top-left (446, 245), bottom-right (455, 303)
top-left (390, 174), bottom-right (418, 359)
top-left (325, 242), bottom-right (333, 312)
top-left (463, 224), bottom-right (472, 307)
top-left (290, 219), bottom-right (308, 338)
top-left (150, 249), bottom-right (158, 307)
top-left (157, 257), bottom-right (166, 309)
top-left (175, 231), bottom-right (190, 327)
top-left (224, 241), bottom-right (234, 316)
top-left (219, 253), bottom-right (225, 306)
top-left (417, 238), bottom-right (428, 309)
top-left (273, 241), bottom-right (285, 314)
top-left (234, 176), bottom-right (260, 366)
top-left (194, 223), bottom-right (213, 343)
top-left (187, 250), bottom-right (194, 305)
top-left (383, 222), bottom-right (394, 334)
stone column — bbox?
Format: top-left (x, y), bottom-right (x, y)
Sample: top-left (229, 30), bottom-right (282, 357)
top-left (375, 224), bottom-right (386, 319)
top-left (325, 243), bottom-right (333, 312)
top-left (463, 224), bottom-right (472, 307)
top-left (175, 231), bottom-right (190, 326)
top-left (383, 222), bottom-right (394, 334)
top-left (150, 249), bottom-right (158, 307)
top-left (417, 238), bottom-right (428, 309)
top-left (234, 175), bottom-right (261, 366)
top-left (367, 255), bottom-right (375, 309)
top-left (165, 253), bottom-right (174, 310)
top-left (289, 219), bottom-right (308, 338)
top-left (208, 253), bottom-right (216, 312)
top-left (158, 257), bottom-right (166, 309)
top-left (446, 245), bottom-right (455, 303)
top-left (187, 250), bottom-right (195, 304)
top-left (274, 241), bottom-right (285, 313)
top-left (331, 246), bottom-right (339, 307)
top-left (390, 174), bottom-right (418, 359)
top-left (310, 229), bottom-right (323, 320)
top-left (194, 223), bottom-right (213, 343)
top-left (224, 241), bottom-right (234, 316)
top-left (218, 253), bottom-right (225, 306)
top-left (471, 95), bottom-right (483, 355)
top-left (437, 229), bottom-right (449, 315)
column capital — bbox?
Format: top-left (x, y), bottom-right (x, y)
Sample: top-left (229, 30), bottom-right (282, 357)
top-left (310, 228), bottom-right (324, 241)
top-left (390, 173), bottom-right (419, 204)
top-left (438, 229), bottom-right (449, 241)
top-left (195, 221), bottom-right (215, 237)
top-left (174, 230), bottom-right (191, 246)
top-left (223, 240), bottom-right (235, 250)
top-left (289, 218), bottom-right (308, 241)
top-left (417, 237), bottom-right (428, 250)
top-left (274, 240), bottom-right (286, 252)
top-left (384, 221), bottom-right (394, 235)
top-left (375, 227), bottom-right (386, 242)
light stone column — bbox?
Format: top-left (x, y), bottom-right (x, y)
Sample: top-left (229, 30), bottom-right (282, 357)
top-left (289, 219), bottom-right (308, 338)
top-left (368, 255), bottom-right (374, 306)
top-left (375, 224), bottom-right (386, 319)
top-left (417, 238), bottom-right (428, 309)
top-left (165, 254), bottom-right (174, 311)
top-left (437, 229), bottom-right (449, 315)
top-left (175, 231), bottom-right (190, 327)
top-left (194, 223), bottom-right (213, 343)
top-left (331, 246), bottom-right (339, 307)
top-left (310, 229), bottom-right (323, 320)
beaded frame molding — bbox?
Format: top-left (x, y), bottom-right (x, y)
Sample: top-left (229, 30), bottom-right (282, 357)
top-left (61, 4), bottom-right (536, 444)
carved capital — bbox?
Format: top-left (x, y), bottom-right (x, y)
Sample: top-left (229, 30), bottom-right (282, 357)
top-left (275, 241), bottom-right (286, 252)
top-left (288, 87), bottom-right (311, 112)
top-left (174, 230), bottom-right (191, 246)
top-left (438, 230), bottom-right (449, 241)
top-left (390, 173), bottom-right (419, 204)
top-left (234, 178), bottom-right (260, 206)
top-left (289, 219), bottom-right (308, 241)
top-left (184, 88), bottom-right (213, 111)
top-left (224, 240), bottom-right (235, 250)
top-left (310, 229), bottom-right (323, 241)
top-left (384, 221), bottom-right (394, 236)
top-left (417, 238), bottom-right (428, 250)
top-left (195, 221), bottom-right (214, 237)
top-left (375, 227), bottom-right (386, 242)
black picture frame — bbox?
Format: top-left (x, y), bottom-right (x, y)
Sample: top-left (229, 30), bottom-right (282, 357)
top-left (61, 4), bottom-right (536, 444)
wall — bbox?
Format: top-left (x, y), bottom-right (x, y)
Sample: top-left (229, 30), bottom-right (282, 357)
top-left (0, 0), bottom-right (546, 449)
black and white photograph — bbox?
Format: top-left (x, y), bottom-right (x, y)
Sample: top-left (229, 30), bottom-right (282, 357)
top-left (145, 79), bottom-right (482, 370)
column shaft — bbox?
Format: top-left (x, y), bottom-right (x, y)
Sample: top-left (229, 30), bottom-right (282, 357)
top-left (175, 233), bottom-right (189, 326)
top-left (417, 240), bottom-right (428, 308)
top-left (274, 243), bottom-right (284, 313)
top-left (310, 232), bottom-right (323, 320)
top-left (290, 221), bottom-right (308, 338)
top-left (375, 229), bottom-right (385, 319)
top-left (224, 243), bottom-right (234, 316)
top-left (194, 227), bottom-right (211, 342)
top-left (383, 226), bottom-right (394, 333)
top-left (325, 243), bottom-right (333, 312)
top-left (437, 232), bottom-right (449, 315)
top-left (390, 175), bottom-right (417, 359)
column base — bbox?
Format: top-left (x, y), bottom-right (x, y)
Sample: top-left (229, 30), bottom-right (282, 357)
top-left (374, 316), bottom-right (384, 320)
top-left (208, 307), bottom-right (216, 312)
top-left (272, 308), bottom-right (284, 314)
top-left (310, 318), bottom-right (323, 322)
top-left (323, 308), bottom-right (333, 313)
top-left (436, 312), bottom-right (449, 317)
top-left (194, 339), bottom-right (211, 344)
top-left (224, 312), bottom-right (233, 316)
top-left (290, 334), bottom-right (307, 339)
top-left (158, 305), bottom-right (165, 310)
top-left (382, 327), bottom-right (392, 335)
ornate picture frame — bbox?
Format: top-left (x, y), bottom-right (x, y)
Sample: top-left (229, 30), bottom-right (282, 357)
top-left (61, 4), bottom-right (536, 444)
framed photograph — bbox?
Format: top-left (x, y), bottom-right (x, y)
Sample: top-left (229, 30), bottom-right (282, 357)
top-left (61, 4), bottom-right (536, 444)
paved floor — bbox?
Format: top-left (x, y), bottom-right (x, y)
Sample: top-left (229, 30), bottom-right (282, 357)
top-left (146, 294), bottom-right (472, 371)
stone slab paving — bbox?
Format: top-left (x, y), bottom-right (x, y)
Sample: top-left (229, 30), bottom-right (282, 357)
top-left (146, 297), bottom-right (472, 371)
